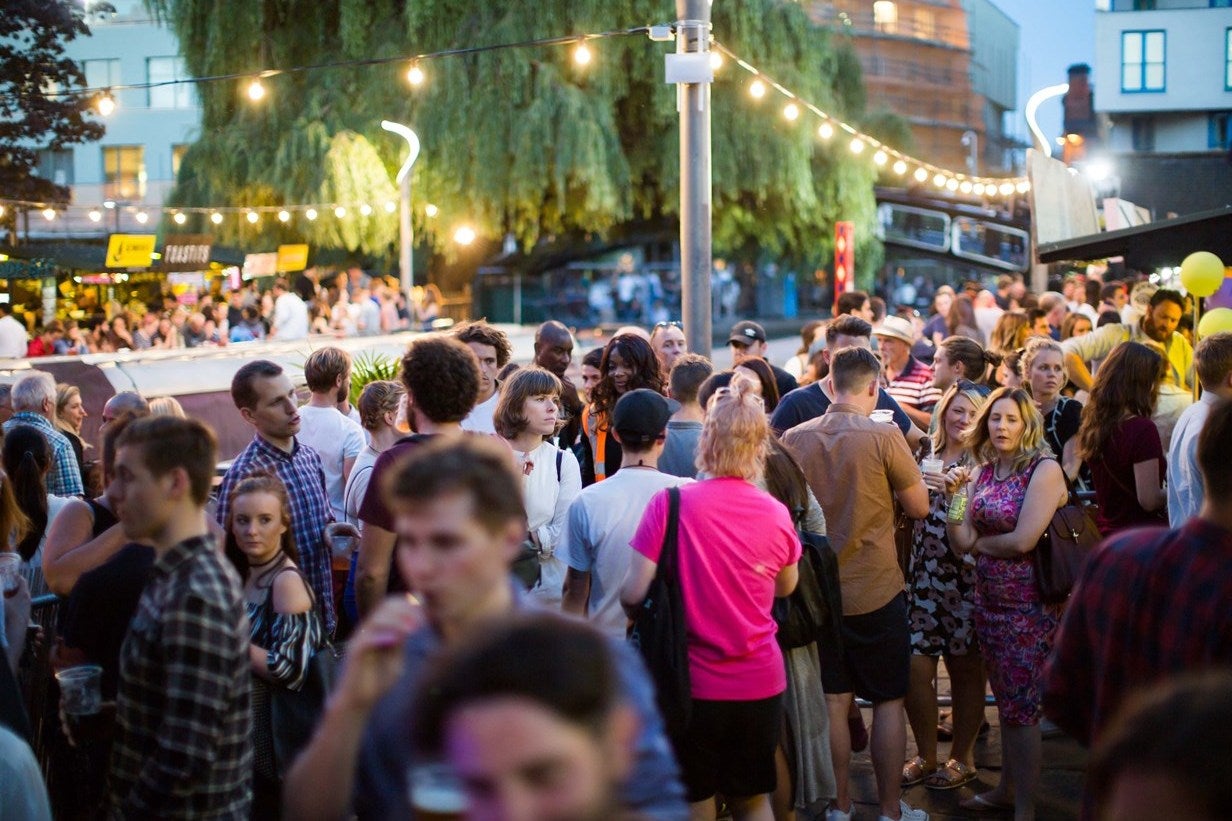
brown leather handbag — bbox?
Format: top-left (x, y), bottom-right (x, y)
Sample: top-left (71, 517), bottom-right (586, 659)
top-left (1033, 469), bottom-right (1101, 603)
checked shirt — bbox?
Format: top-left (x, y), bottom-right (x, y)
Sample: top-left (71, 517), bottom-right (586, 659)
top-left (216, 435), bottom-right (336, 634)
top-left (3, 412), bottom-right (84, 497)
top-left (108, 534), bottom-right (251, 817)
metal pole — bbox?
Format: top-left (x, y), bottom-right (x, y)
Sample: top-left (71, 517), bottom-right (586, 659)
top-left (676, 0), bottom-right (712, 359)
top-left (400, 175), bottom-right (413, 299)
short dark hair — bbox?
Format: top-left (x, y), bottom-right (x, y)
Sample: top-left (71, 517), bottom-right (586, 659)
top-left (835, 291), bottom-right (869, 317)
top-left (830, 346), bottom-right (881, 394)
top-left (1195, 332), bottom-right (1232, 393)
top-left (401, 336), bottom-right (481, 424)
top-left (1101, 282), bottom-right (1125, 301)
top-left (412, 613), bottom-right (617, 756)
top-left (669, 354), bottom-right (713, 405)
top-left (1198, 397), bottom-right (1232, 502)
top-left (582, 347), bottom-right (604, 369)
top-left (116, 416), bottom-right (217, 506)
top-left (382, 435), bottom-right (526, 535)
top-left (453, 320), bottom-right (513, 368)
top-left (1150, 289), bottom-right (1185, 312)
top-left (494, 367), bottom-right (562, 439)
top-left (231, 360), bottom-right (284, 411)
top-left (303, 347), bottom-right (351, 394)
top-left (696, 371), bottom-right (734, 412)
top-left (825, 314), bottom-right (873, 345)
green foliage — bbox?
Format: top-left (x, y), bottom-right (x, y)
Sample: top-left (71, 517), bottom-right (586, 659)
top-left (145, 0), bottom-right (880, 277)
top-left (348, 351), bottom-right (401, 407)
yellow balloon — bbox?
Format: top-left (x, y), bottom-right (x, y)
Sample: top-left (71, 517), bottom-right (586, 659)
top-left (1180, 251), bottom-right (1226, 298)
top-left (1198, 308), bottom-right (1232, 339)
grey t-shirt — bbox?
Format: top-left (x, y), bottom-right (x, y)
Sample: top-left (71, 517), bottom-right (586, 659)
top-left (658, 420), bottom-right (703, 479)
top-left (558, 469), bottom-right (693, 638)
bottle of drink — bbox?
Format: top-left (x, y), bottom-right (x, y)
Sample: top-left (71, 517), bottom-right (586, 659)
top-left (947, 484), bottom-right (969, 523)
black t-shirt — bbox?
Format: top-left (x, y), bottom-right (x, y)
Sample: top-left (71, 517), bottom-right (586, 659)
top-left (770, 364), bottom-right (799, 403)
top-left (60, 544), bottom-right (156, 699)
top-left (770, 382), bottom-right (912, 436)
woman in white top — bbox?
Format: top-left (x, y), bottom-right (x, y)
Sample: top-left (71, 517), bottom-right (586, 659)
top-left (341, 380), bottom-right (405, 625)
top-left (1, 425), bottom-right (71, 597)
top-left (496, 367), bottom-right (582, 607)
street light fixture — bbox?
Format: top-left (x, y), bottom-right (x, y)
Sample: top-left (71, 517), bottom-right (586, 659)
top-left (381, 119), bottom-right (421, 300)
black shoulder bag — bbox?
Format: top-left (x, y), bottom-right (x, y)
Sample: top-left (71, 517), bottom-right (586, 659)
top-left (628, 486), bottom-right (691, 741)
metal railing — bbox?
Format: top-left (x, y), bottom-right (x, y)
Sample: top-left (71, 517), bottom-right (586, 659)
top-left (18, 594), bottom-right (63, 778)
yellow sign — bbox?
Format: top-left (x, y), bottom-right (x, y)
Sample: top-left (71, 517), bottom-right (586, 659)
top-left (276, 244), bottom-right (310, 273)
top-left (105, 234), bottom-right (156, 268)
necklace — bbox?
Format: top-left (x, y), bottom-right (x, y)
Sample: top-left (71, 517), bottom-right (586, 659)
top-left (249, 554), bottom-right (287, 588)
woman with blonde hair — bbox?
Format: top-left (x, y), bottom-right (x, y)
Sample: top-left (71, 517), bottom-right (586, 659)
top-left (946, 387), bottom-right (1067, 819)
top-left (902, 381), bottom-right (989, 792)
top-left (621, 378), bottom-right (800, 821)
top-left (148, 395), bottom-right (186, 417)
top-left (54, 383), bottom-right (91, 492)
top-left (987, 312), bottom-right (1031, 358)
top-left (1021, 338), bottom-right (1084, 482)
top-left (496, 366), bottom-right (581, 606)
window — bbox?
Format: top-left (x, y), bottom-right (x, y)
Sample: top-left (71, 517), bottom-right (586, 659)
top-left (37, 149), bottom-right (74, 186)
top-left (873, 1), bottom-right (898, 29)
top-left (82, 58), bottom-right (120, 90)
top-left (1226, 28), bottom-right (1232, 90)
top-left (1121, 30), bottom-right (1165, 92)
top-left (171, 144), bottom-right (190, 176)
top-left (147, 57), bottom-right (194, 108)
top-left (1131, 117), bottom-right (1155, 152)
top-left (102, 146), bottom-right (146, 200)
top-left (1212, 112), bottom-right (1232, 151)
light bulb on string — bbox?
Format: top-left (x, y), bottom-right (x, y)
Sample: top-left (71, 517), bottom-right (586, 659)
top-left (454, 225), bottom-right (477, 246)
top-left (88, 210), bottom-right (102, 223)
top-left (783, 103), bottom-right (799, 121)
top-left (305, 208), bottom-right (318, 221)
top-left (1016, 181), bottom-right (1031, 194)
top-left (710, 52), bottom-right (722, 70)
top-left (360, 203), bottom-right (373, 217)
top-left (246, 211), bottom-right (259, 224)
top-left (334, 205), bottom-right (347, 219)
top-left (407, 64), bottom-right (425, 87)
top-left (973, 183), bottom-right (986, 196)
top-left (933, 173), bottom-right (947, 188)
top-left (42, 208), bottom-right (56, 221)
top-left (817, 121), bottom-right (834, 140)
top-left (97, 91), bottom-right (116, 117)
top-left (892, 159), bottom-right (908, 175)
top-left (749, 79), bottom-right (766, 99)
top-left (278, 210), bottom-right (291, 222)
top-left (873, 150), bottom-right (887, 166)
top-left (849, 138), bottom-right (865, 154)
top-left (173, 212), bottom-right (187, 225)
top-left (246, 78), bottom-right (266, 102)
top-left (384, 201), bottom-right (397, 213)
top-left (425, 203), bottom-right (439, 218)
top-left (210, 212), bottom-right (223, 225)
top-left (914, 168), bottom-right (929, 183)
top-left (959, 181), bottom-right (973, 194)
top-left (999, 182), bottom-right (1015, 196)
top-left (573, 42), bottom-right (592, 67)
top-left (945, 178), bottom-right (959, 192)
top-left (135, 211), bottom-right (149, 224)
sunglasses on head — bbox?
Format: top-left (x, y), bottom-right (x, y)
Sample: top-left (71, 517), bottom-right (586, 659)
top-left (653, 321), bottom-right (681, 330)
top-left (956, 379), bottom-right (992, 397)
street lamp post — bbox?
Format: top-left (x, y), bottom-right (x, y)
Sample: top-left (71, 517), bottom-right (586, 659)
top-left (676, 0), bottom-right (713, 359)
top-left (381, 120), bottom-right (421, 302)
top-left (961, 130), bottom-right (979, 176)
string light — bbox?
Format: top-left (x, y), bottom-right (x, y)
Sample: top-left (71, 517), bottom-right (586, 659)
top-left (945, 178), bottom-right (959, 192)
top-left (817, 121), bottom-right (833, 140)
top-left (96, 91), bottom-right (116, 116)
top-left (933, 173), bottom-right (947, 188)
top-left (849, 138), bottom-right (865, 154)
top-left (999, 182), bottom-right (1015, 196)
top-left (210, 212), bottom-right (223, 224)
top-left (973, 183), bottom-right (986, 196)
top-left (384, 200), bottom-right (397, 213)
top-left (305, 208), bottom-right (318, 221)
top-left (103, 200), bottom-right (116, 209)
top-left (173, 212), bottom-right (187, 224)
top-left (42, 208), bottom-right (55, 221)
top-left (278, 209), bottom-right (291, 222)
top-left (333, 205), bottom-right (347, 218)
top-left (783, 103), bottom-right (799, 121)
top-left (406, 64), bottom-right (425, 86)
top-left (1016, 181), bottom-right (1031, 194)
top-left (246, 78), bottom-right (266, 102)
top-left (873, 150), bottom-right (887, 166)
top-left (359, 203), bottom-right (373, 216)
top-left (425, 203), bottom-right (439, 217)
top-left (573, 42), bottom-right (593, 66)
top-left (246, 211), bottom-right (259, 224)
top-left (959, 181), bottom-right (973, 194)
top-left (454, 225), bottom-right (477, 245)
top-left (88, 209), bottom-right (102, 222)
top-left (892, 159), bottom-right (907, 175)
top-left (914, 168), bottom-right (929, 183)
top-left (749, 79), bottom-right (766, 99)
top-left (135, 211), bottom-right (149, 224)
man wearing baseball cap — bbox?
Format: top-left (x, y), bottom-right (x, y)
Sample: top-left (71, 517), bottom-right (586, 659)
top-left (873, 315), bottom-right (941, 430)
top-left (728, 320), bottom-right (798, 399)
top-left (560, 389), bottom-right (691, 638)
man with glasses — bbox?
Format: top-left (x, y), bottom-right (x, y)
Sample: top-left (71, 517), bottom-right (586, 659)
top-left (728, 320), bottom-right (798, 399)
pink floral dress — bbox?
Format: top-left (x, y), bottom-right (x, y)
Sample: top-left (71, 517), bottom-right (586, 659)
top-left (969, 456), bottom-right (1059, 726)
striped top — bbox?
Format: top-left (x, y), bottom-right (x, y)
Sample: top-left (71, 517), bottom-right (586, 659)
top-left (884, 355), bottom-right (942, 412)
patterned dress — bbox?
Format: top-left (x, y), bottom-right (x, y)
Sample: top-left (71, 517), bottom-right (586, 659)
top-left (908, 459), bottom-right (979, 656)
top-left (247, 566), bottom-right (326, 780)
top-left (969, 456), bottom-right (1059, 727)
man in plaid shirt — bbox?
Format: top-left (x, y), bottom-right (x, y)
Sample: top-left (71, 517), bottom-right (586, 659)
top-left (1043, 398), bottom-right (1232, 749)
top-left (216, 360), bottom-right (336, 634)
top-left (2, 370), bottom-right (84, 497)
top-left (107, 416), bottom-right (251, 817)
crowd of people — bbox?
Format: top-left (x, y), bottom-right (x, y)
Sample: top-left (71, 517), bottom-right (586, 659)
top-left (2, 267), bottom-right (1232, 821)
top-left (0, 268), bottom-right (447, 360)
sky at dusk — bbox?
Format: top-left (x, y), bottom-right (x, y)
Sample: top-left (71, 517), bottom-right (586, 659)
top-left (993, 0), bottom-right (1097, 147)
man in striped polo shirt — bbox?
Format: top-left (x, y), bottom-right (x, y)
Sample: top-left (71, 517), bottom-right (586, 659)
top-left (873, 315), bottom-right (941, 431)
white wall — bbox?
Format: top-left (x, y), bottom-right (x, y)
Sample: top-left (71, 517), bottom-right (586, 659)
top-left (1095, 6), bottom-right (1232, 113)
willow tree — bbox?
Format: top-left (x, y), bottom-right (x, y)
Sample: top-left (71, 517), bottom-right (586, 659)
top-left (147, 0), bottom-right (882, 283)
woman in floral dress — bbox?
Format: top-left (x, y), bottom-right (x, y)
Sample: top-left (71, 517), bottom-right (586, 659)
top-left (946, 387), bottom-right (1067, 820)
top-left (902, 381), bottom-right (989, 792)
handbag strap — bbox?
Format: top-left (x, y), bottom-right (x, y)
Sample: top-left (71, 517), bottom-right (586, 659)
top-left (660, 487), bottom-right (682, 582)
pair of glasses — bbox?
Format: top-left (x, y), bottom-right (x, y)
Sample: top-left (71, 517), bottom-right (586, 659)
top-left (956, 379), bottom-right (992, 397)
top-left (653, 321), bottom-right (681, 330)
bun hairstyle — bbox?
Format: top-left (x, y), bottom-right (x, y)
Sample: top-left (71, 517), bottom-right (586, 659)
top-left (938, 336), bottom-right (997, 384)
top-left (697, 377), bottom-right (769, 481)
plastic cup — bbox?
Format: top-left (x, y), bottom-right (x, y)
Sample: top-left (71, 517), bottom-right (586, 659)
top-left (0, 553), bottom-right (20, 597)
top-left (869, 409), bottom-right (895, 425)
top-left (56, 665), bottom-right (103, 716)
top-left (920, 458), bottom-right (945, 476)
top-left (408, 763), bottom-right (467, 821)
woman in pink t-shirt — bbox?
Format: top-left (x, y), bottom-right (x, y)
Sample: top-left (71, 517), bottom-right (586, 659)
top-left (621, 378), bottom-right (800, 820)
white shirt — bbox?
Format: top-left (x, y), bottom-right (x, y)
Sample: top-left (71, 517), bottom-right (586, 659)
top-left (0, 315), bottom-right (27, 359)
top-left (514, 440), bottom-right (581, 608)
top-left (271, 292), bottom-right (309, 340)
top-left (296, 405), bottom-right (366, 522)
top-left (343, 444), bottom-right (381, 527)
top-left (460, 389), bottom-right (501, 435)
top-left (558, 468), bottom-right (692, 637)
top-left (1167, 391), bottom-right (1221, 528)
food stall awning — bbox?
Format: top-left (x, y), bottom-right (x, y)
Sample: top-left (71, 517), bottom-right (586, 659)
top-left (1037, 207), bottom-right (1232, 270)
top-left (0, 242), bottom-right (107, 273)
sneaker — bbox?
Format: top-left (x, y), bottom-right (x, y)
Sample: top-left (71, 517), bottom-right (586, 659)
top-left (879, 800), bottom-right (929, 821)
top-left (825, 802), bottom-right (853, 821)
